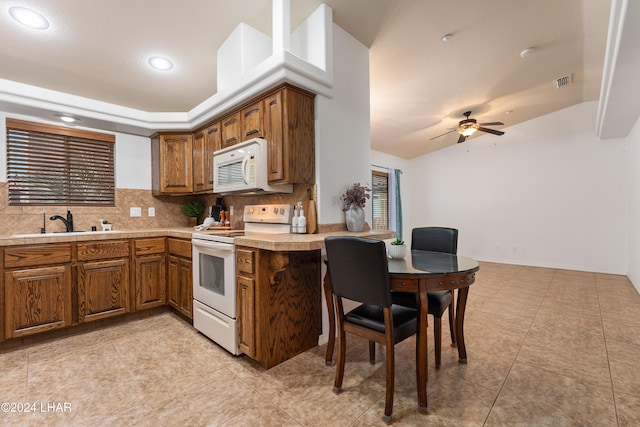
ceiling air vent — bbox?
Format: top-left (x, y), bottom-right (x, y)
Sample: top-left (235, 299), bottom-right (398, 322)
top-left (554, 74), bottom-right (572, 89)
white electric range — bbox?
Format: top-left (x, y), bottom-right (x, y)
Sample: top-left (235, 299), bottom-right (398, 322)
top-left (191, 204), bottom-right (293, 354)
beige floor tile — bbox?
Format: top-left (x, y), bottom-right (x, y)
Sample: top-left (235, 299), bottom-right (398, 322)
top-left (2, 262), bottom-right (635, 426)
top-left (485, 362), bottom-right (616, 426)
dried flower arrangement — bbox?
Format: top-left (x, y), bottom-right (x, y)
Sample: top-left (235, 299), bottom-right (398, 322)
top-left (341, 182), bottom-right (371, 211)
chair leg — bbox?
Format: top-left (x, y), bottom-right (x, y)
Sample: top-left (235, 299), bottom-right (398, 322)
top-left (382, 308), bottom-right (395, 424)
top-left (434, 316), bottom-right (442, 369)
top-left (369, 341), bottom-right (376, 364)
top-left (333, 326), bottom-right (346, 394)
top-left (448, 291), bottom-right (456, 347)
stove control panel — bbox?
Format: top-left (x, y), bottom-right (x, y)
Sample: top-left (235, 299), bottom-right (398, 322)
top-left (244, 204), bottom-right (293, 224)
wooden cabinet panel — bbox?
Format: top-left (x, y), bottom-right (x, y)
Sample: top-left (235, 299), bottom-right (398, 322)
top-left (221, 112), bottom-right (241, 149)
top-left (237, 276), bottom-right (255, 357)
top-left (167, 238), bottom-right (193, 319)
top-left (241, 101), bottom-right (264, 140)
top-left (264, 86), bottom-right (315, 184)
top-left (264, 91), bottom-right (285, 182)
top-left (134, 238), bottom-right (166, 256)
top-left (78, 259), bottom-right (129, 322)
top-left (134, 255), bottom-right (166, 310)
top-left (168, 238), bottom-right (191, 259)
top-left (236, 249), bottom-right (254, 275)
top-left (152, 134), bottom-right (193, 194)
top-left (77, 240), bottom-right (129, 261)
top-left (4, 244), bottom-right (71, 268)
top-left (4, 265), bottom-right (72, 338)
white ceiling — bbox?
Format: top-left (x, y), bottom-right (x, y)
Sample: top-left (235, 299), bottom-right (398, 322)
top-left (0, 0), bottom-right (612, 159)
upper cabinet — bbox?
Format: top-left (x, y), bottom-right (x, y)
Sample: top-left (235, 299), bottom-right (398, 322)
top-left (221, 112), bottom-right (241, 149)
top-left (264, 86), bottom-right (314, 184)
top-left (152, 84), bottom-right (315, 195)
top-left (151, 133), bottom-right (194, 195)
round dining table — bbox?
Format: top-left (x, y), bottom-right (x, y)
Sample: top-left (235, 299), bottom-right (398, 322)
top-left (323, 249), bottom-right (480, 414)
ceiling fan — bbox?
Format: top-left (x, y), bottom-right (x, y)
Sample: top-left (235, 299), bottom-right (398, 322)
top-left (431, 111), bottom-right (505, 143)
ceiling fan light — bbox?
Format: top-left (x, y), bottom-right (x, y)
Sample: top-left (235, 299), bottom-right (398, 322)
top-left (459, 127), bottom-right (477, 137)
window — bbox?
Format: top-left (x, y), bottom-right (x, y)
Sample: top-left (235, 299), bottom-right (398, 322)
top-left (372, 170), bottom-right (388, 230)
top-left (6, 119), bottom-right (115, 206)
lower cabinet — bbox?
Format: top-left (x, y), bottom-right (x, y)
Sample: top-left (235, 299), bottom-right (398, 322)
top-left (167, 238), bottom-right (193, 319)
top-left (4, 265), bottom-right (72, 339)
top-left (77, 240), bottom-right (131, 322)
top-left (236, 247), bottom-right (322, 369)
top-left (77, 259), bottom-right (129, 322)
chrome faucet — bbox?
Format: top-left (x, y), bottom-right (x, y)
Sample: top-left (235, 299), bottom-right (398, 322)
top-left (50, 210), bottom-right (74, 232)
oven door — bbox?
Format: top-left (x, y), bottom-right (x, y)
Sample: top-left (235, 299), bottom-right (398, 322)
top-left (192, 239), bottom-right (236, 318)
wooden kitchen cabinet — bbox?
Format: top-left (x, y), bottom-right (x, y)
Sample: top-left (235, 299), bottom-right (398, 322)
top-left (167, 238), bottom-right (192, 318)
top-left (151, 133), bottom-right (194, 195)
top-left (263, 86), bottom-right (315, 184)
top-left (221, 112), bottom-right (241, 149)
top-left (192, 122), bottom-right (220, 193)
top-left (133, 238), bottom-right (166, 311)
top-left (236, 246), bottom-right (321, 369)
top-left (76, 240), bottom-right (130, 323)
top-left (3, 244), bottom-right (73, 339)
top-left (241, 100), bottom-right (264, 141)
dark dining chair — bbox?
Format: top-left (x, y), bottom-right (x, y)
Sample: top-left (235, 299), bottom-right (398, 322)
top-left (325, 236), bottom-right (418, 424)
top-left (391, 227), bottom-right (458, 369)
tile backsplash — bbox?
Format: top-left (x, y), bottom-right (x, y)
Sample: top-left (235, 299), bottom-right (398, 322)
top-left (0, 183), bottom-right (189, 236)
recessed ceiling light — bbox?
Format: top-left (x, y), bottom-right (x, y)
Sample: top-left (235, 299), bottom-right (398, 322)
top-left (9, 6), bottom-right (49, 30)
top-left (148, 56), bottom-right (174, 71)
top-left (54, 114), bottom-right (77, 123)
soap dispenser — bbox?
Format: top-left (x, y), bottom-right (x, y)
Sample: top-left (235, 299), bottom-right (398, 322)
top-left (298, 205), bottom-right (306, 234)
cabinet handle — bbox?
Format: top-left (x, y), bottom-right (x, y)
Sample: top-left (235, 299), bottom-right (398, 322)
top-left (245, 129), bottom-right (260, 137)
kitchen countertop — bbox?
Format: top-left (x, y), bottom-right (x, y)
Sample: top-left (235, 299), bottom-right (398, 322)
top-left (0, 228), bottom-right (396, 251)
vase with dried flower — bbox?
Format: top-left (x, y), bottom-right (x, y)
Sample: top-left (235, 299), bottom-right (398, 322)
top-left (341, 182), bottom-right (371, 232)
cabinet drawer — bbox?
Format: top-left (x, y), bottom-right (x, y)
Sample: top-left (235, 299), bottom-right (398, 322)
top-left (390, 277), bottom-right (418, 292)
top-left (236, 249), bottom-right (255, 275)
top-left (168, 238), bottom-right (191, 258)
top-left (4, 244), bottom-right (72, 268)
top-left (77, 240), bottom-right (130, 261)
top-left (135, 238), bottom-right (166, 256)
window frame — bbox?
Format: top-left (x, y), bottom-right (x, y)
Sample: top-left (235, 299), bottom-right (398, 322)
top-left (6, 118), bottom-right (116, 207)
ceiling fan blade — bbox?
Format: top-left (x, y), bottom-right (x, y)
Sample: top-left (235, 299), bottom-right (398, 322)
top-left (457, 134), bottom-right (466, 143)
top-left (478, 127), bottom-right (505, 136)
top-left (430, 129), bottom-right (457, 140)
top-left (479, 121), bottom-right (504, 126)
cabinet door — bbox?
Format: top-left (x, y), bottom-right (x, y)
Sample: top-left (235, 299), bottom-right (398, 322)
top-left (241, 101), bottom-right (264, 140)
top-left (4, 265), bottom-right (72, 338)
top-left (237, 276), bottom-right (255, 357)
top-left (178, 257), bottom-right (193, 318)
top-left (192, 130), bottom-right (207, 193)
top-left (160, 134), bottom-right (193, 193)
top-left (78, 259), bottom-right (129, 322)
top-left (134, 254), bottom-right (166, 310)
top-left (167, 255), bottom-right (193, 319)
top-left (167, 255), bottom-right (180, 310)
top-left (204, 122), bottom-right (221, 190)
top-left (264, 91), bottom-right (285, 182)
top-left (221, 112), bottom-right (241, 149)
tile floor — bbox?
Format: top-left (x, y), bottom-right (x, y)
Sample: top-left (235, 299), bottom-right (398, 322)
top-left (1, 262), bottom-right (640, 426)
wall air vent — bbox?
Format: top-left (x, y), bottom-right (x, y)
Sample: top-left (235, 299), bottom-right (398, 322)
top-left (554, 74), bottom-right (572, 89)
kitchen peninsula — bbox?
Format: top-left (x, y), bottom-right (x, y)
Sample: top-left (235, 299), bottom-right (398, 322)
top-left (0, 228), bottom-right (393, 369)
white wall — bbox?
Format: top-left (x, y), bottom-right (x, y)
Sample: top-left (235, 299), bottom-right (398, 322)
top-left (626, 115), bottom-right (640, 292)
top-left (408, 101), bottom-right (629, 274)
top-left (0, 111), bottom-right (151, 189)
top-left (315, 24), bottom-right (370, 225)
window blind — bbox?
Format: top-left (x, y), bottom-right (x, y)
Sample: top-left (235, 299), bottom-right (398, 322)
top-left (6, 119), bottom-right (115, 206)
top-left (372, 171), bottom-right (389, 230)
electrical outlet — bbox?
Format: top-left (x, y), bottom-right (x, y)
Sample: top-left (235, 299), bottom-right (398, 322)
top-left (148, 207), bottom-right (155, 217)
top-left (130, 207), bottom-right (142, 217)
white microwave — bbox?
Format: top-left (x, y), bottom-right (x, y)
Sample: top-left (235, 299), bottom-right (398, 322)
top-left (213, 138), bottom-right (293, 194)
